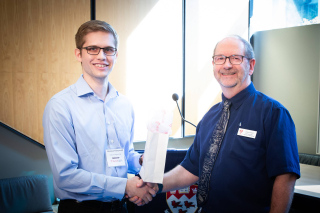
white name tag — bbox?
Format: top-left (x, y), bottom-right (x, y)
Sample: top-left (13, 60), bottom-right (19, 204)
top-left (106, 149), bottom-right (125, 167)
top-left (237, 128), bottom-right (257, 139)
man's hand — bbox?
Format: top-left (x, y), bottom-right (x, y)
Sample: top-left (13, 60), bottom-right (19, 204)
top-left (128, 165), bottom-right (198, 206)
top-left (137, 179), bottom-right (159, 193)
top-left (127, 179), bottom-right (159, 206)
top-left (125, 176), bottom-right (156, 205)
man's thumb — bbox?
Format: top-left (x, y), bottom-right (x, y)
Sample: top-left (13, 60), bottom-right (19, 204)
top-left (136, 179), bottom-right (144, 187)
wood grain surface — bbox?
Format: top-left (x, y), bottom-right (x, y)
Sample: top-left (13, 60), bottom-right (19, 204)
top-left (0, 0), bottom-right (90, 144)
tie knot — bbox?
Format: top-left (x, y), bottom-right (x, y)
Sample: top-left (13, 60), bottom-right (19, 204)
top-left (223, 100), bottom-right (231, 110)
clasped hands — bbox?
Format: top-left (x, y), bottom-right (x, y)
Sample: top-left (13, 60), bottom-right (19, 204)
top-left (125, 176), bottom-right (159, 206)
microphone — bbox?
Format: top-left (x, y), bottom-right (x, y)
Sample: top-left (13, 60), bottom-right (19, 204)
top-left (172, 93), bottom-right (196, 128)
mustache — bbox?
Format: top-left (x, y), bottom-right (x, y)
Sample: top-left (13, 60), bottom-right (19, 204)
top-left (219, 70), bottom-right (237, 74)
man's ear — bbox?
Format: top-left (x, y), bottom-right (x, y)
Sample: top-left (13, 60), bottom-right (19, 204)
top-left (248, 58), bottom-right (256, 76)
top-left (75, 48), bottom-right (82, 62)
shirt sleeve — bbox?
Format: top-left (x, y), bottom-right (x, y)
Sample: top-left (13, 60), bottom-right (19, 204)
top-left (265, 106), bottom-right (301, 179)
top-left (43, 99), bottom-right (127, 200)
top-left (126, 108), bottom-right (141, 173)
top-left (180, 120), bottom-right (202, 177)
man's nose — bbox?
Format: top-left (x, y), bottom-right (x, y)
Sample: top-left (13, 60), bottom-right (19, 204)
top-left (223, 58), bottom-right (233, 69)
top-left (97, 49), bottom-right (107, 59)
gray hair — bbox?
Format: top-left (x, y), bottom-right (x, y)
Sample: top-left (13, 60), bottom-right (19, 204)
top-left (213, 35), bottom-right (255, 60)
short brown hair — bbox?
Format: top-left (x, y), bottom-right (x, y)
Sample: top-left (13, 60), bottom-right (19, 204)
top-left (75, 20), bottom-right (119, 49)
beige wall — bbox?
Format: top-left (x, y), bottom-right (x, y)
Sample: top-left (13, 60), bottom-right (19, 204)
top-left (0, 0), bottom-right (90, 144)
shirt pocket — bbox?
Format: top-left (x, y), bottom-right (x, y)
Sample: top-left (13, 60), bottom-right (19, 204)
top-left (230, 130), bottom-right (260, 162)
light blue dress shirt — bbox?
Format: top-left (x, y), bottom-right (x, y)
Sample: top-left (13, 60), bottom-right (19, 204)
top-left (43, 75), bottom-right (141, 202)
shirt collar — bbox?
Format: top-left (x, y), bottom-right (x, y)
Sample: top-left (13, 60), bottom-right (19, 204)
top-left (75, 75), bottom-right (119, 99)
top-left (106, 82), bottom-right (119, 100)
top-left (75, 75), bottom-right (94, 97)
top-left (221, 82), bottom-right (256, 110)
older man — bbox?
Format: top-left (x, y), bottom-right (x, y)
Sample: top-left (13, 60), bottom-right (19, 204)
top-left (132, 35), bottom-right (300, 213)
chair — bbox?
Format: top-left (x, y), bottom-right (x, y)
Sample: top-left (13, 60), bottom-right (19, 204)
top-left (299, 153), bottom-right (320, 166)
top-left (0, 175), bottom-right (53, 213)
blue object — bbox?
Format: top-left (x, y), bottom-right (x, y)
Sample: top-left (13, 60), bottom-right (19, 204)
top-left (181, 83), bottom-right (300, 212)
top-left (157, 183), bottom-right (163, 194)
top-left (0, 175), bottom-right (53, 213)
top-left (43, 75), bottom-right (141, 202)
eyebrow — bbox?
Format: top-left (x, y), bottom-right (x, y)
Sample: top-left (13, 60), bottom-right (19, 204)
top-left (86, 45), bottom-right (115, 48)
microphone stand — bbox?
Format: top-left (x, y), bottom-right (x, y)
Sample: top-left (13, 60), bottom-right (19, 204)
top-left (174, 100), bottom-right (197, 128)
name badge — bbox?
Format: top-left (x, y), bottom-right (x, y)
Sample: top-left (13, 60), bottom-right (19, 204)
top-left (106, 149), bottom-right (125, 167)
top-left (237, 128), bottom-right (257, 139)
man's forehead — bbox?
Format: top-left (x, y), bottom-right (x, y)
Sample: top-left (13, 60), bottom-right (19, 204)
top-left (215, 37), bottom-right (245, 55)
top-left (83, 31), bottom-right (116, 47)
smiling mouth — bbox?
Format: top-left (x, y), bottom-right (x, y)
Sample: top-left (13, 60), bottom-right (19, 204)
top-left (221, 72), bottom-right (236, 76)
top-left (94, 64), bottom-right (108, 68)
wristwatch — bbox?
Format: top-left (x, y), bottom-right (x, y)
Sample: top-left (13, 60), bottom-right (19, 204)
top-left (135, 172), bottom-right (142, 179)
top-left (157, 183), bottom-right (163, 194)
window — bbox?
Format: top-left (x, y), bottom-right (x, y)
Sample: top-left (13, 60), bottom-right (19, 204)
top-left (185, 0), bottom-right (249, 136)
top-left (97, 0), bottom-right (249, 141)
top-left (250, 0), bottom-right (319, 37)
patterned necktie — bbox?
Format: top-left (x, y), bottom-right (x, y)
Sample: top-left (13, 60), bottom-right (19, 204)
top-left (197, 100), bottom-right (231, 207)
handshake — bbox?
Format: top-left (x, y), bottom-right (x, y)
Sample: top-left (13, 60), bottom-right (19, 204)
top-left (125, 176), bottom-right (160, 206)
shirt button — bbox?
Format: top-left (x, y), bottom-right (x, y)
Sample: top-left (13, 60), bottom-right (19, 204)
top-left (107, 121), bottom-right (110, 125)
top-left (110, 140), bottom-right (114, 143)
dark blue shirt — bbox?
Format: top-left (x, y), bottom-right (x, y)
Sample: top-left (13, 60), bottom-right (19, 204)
top-left (181, 83), bottom-right (300, 213)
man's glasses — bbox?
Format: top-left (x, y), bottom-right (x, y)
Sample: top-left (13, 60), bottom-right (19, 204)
top-left (212, 55), bottom-right (248, 65)
top-left (81, 46), bottom-right (117, 56)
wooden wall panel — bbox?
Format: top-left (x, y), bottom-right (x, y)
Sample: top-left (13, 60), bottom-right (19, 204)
top-left (13, 72), bottom-right (39, 140)
top-left (0, 73), bottom-right (14, 127)
top-left (0, 0), bottom-right (90, 144)
top-left (0, 0), bottom-right (13, 73)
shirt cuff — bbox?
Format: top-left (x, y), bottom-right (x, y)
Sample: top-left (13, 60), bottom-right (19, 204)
top-left (131, 154), bottom-right (142, 173)
top-left (268, 165), bottom-right (301, 179)
top-left (103, 176), bottom-right (127, 200)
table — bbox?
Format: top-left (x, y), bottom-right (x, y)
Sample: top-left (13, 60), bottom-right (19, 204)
top-left (294, 164), bottom-right (320, 198)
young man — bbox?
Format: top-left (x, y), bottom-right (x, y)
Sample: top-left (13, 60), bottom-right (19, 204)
top-left (43, 20), bottom-right (155, 213)
top-left (132, 35), bottom-right (300, 213)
